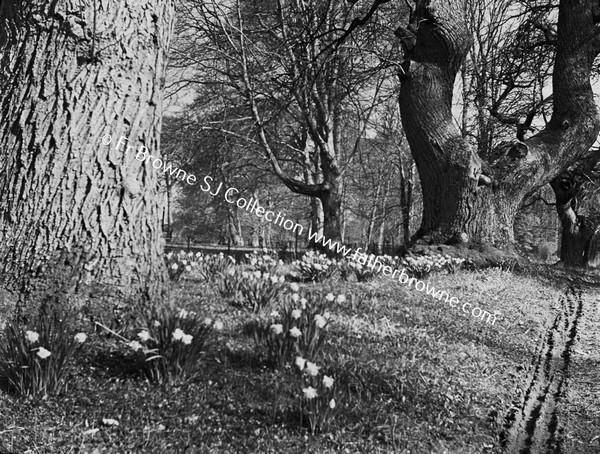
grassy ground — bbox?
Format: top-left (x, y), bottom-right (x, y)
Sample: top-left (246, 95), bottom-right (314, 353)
top-left (0, 265), bottom-right (597, 453)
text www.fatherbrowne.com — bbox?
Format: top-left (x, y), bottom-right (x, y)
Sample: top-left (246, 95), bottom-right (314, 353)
top-left (111, 135), bottom-right (499, 326)
top-left (199, 175), bottom-right (499, 327)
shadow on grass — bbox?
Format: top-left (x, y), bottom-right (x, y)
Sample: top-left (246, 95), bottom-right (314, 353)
top-left (89, 348), bottom-right (144, 379)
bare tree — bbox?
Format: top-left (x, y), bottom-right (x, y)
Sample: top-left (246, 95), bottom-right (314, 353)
top-left (172, 0), bottom-right (395, 243)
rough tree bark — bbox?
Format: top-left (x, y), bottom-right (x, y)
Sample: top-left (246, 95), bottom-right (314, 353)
top-left (397, 0), bottom-right (600, 248)
top-left (0, 0), bottom-right (173, 301)
top-left (551, 169), bottom-right (600, 267)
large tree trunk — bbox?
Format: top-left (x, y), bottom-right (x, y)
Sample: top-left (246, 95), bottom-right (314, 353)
top-left (398, 0), bottom-right (600, 248)
top-left (0, 0), bottom-right (173, 301)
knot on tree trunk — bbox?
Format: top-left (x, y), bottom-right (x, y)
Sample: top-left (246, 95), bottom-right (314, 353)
top-left (400, 0), bottom-right (471, 71)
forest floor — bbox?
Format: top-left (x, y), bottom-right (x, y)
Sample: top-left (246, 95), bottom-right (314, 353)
top-left (0, 264), bottom-right (599, 453)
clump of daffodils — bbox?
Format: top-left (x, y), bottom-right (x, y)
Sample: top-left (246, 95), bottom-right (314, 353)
top-left (237, 270), bottom-right (287, 312)
top-left (248, 289), bottom-right (334, 367)
top-left (296, 356), bottom-right (339, 434)
top-left (127, 304), bottom-right (224, 383)
top-left (196, 252), bottom-right (236, 283)
top-left (244, 249), bottom-right (281, 274)
top-left (0, 313), bottom-right (89, 397)
top-left (292, 251), bottom-right (337, 283)
top-left (164, 250), bottom-right (201, 282)
top-left (399, 254), bottom-right (466, 278)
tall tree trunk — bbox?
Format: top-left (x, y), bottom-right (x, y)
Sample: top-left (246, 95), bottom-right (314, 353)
top-left (0, 0), bottom-right (173, 302)
top-left (398, 151), bottom-right (414, 246)
top-left (319, 182), bottom-right (342, 244)
top-left (236, 216), bottom-right (244, 247)
top-left (376, 178), bottom-right (391, 255)
top-left (264, 199), bottom-right (273, 248)
top-left (227, 207), bottom-right (242, 246)
top-left (397, 0), bottom-right (600, 248)
top-left (365, 176), bottom-right (383, 251)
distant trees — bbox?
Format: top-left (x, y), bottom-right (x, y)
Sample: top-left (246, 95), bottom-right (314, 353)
top-left (343, 97), bottom-right (418, 254)
top-left (170, 0), bottom-right (399, 243)
top-left (161, 97), bottom-right (307, 248)
top-left (0, 1), bottom-right (173, 301)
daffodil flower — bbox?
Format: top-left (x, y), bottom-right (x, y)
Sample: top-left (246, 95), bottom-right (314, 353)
top-left (25, 330), bottom-right (39, 343)
top-left (271, 324), bottom-right (284, 335)
top-left (302, 387), bottom-right (318, 399)
top-left (36, 347), bottom-right (51, 359)
top-left (305, 361), bottom-right (319, 376)
top-left (295, 356), bottom-right (306, 370)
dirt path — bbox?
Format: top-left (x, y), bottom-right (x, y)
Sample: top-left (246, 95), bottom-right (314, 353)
top-left (501, 285), bottom-right (584, 453)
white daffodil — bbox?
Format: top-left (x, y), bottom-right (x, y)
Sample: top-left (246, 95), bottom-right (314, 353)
top-left (129, 341), bottom-right (142, 351)
top-left (323, 375), bottom-right (334, 388)
top-left (302, 387), bottom-right (318, 399)
top-left (178, 309), bottom-right (189, 318)
top-left (325, 293), bottom-right (335, 302)
top-left (305, 361), bottom-right (319, 376)
top-left (336, 294), bottom-right (346, 303)
top-left (329, 399), bottom-right (336, 409)
top-left (36, 347), bottom-right (51, 359)
top-left (74, 332), bottom-right (88, 343)
top-left (295, 356), bottom-right (306, 370)
top-left (214, 321), bottom-right (224, 331)
top-left (138, 331), bottom-right (151, 342)
top-left (290, 283), bottom-right (300, 292)
top-left (300, 298), bottom-right (307, 310)
top-left (270, 324), bottom-right (284, 335)
top-left (182, 334), bottom-right (193, 345)
top-left (289, 327), bottom-right (302, 338)
top-left (291, 309), bottom-right (302, 320)
top-left (172, 329), bottom-right (185, 341)
top-left (314, 314), bottom-right (326, 329)
top-left (25, 330), bottom-right (39, 343)
top-left (291, 293), bottom-right (300, 302)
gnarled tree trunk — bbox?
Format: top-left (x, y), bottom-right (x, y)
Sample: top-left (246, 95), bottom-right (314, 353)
top-left (551, 170), bottom-right (600, 267)
top-left (0, 0), bottom-right (173, 302)
top-left (398, 0), bottom-right (600, 248)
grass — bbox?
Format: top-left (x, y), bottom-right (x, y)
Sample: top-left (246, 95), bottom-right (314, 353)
top-left (0, 265), bottom-right (592, 453)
